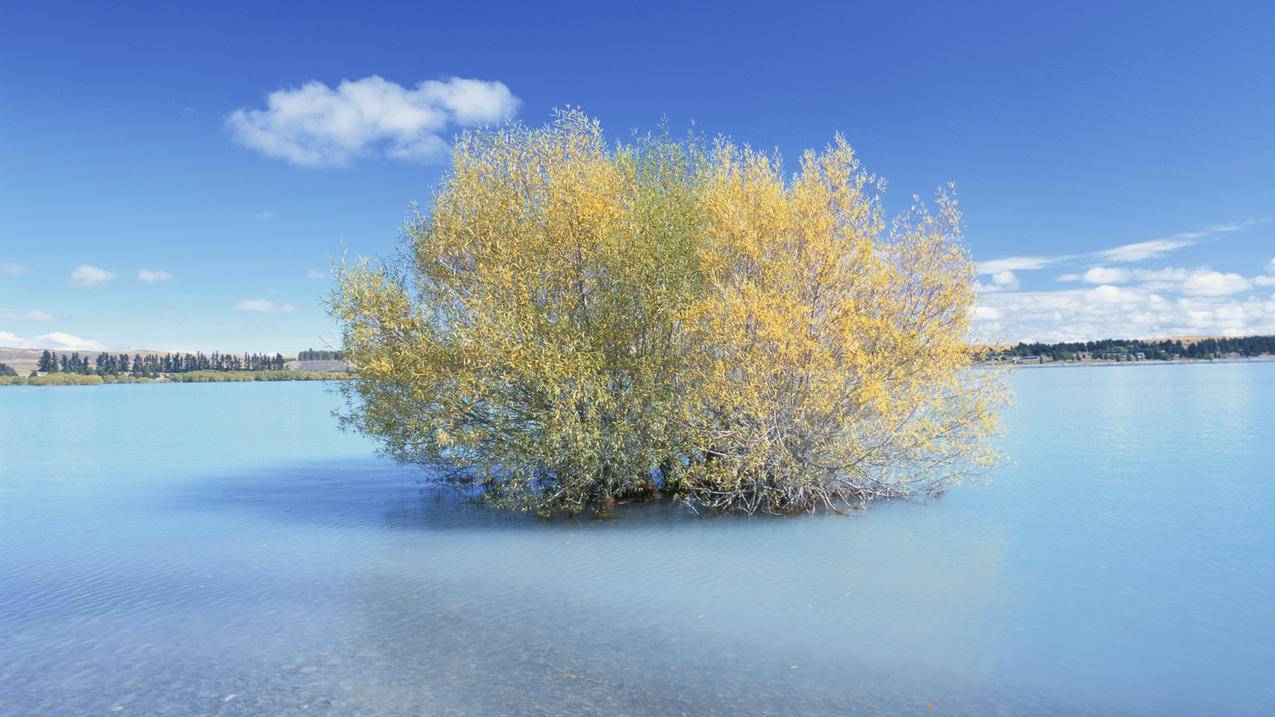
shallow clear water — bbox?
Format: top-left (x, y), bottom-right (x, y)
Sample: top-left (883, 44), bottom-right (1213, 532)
top-left (1, 364), bottom-right (1273, 715)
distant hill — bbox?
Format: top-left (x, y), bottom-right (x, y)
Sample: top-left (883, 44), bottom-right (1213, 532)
top-left (0, 347), bottom-right (170, 376)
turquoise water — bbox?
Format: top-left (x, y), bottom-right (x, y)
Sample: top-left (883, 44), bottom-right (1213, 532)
top-left (1, 364), bottom-right (1273, 715)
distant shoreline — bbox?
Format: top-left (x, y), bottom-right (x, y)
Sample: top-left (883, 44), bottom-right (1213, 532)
top-left (9, 357), bottom-right (1275, 386)
top-left (990, 356), bottom-right (1275, 369)
top-left (0, 370), bottom-right (350, 387)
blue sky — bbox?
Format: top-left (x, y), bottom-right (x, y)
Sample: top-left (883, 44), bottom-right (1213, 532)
top-left (2, 1), bottom-right (1274, 352)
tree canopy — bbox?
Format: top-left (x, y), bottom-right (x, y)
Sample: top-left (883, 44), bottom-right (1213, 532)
top-left (332, 110), bottom-right (1004, 517)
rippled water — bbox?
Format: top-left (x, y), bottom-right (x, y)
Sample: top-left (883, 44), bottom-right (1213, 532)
top-left (2, 364), bottom-right (1273, 715)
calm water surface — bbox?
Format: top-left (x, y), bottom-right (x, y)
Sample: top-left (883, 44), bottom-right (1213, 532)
top-left (2, 364), bottom-right (1273, 715)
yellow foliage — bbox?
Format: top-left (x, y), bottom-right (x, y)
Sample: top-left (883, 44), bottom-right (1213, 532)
top-left (332, 110), bottom-right (1005, 517)
top-left (333, 111), bottom-right (704, 515)
top-left (675, 139), bottom-right (1004, 513)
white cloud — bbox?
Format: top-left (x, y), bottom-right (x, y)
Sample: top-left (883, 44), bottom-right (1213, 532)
top-left (971, 223), bottom-right (1270, 341)
top-left (1066, 267), bottom-right (1185, 285)
top-left (2, 262), bottom-right (32, 275)
top-left (0, 330), bottom-right (104, 351)
top-left (226, 75), bottom-right (520, 167)
top-left (1180, 270), bottom-right (1250, 296)
top-left (236, 298), bottom-right (299, 313)
top-left (1, 309), bottom-right (57, 322)
top-left (976, 270), bottom-right (1021, 293)
top-left (972, 306), bottom-right (1003, 321)
top-left (1081, 266), bottom-right (1131, 284)
top-left (307, 269), bottom-right (326, 280)
top-left (1131, 267), bottom-right (1190, 282)
top-left (1085, 284), bottom-right (1135, 304)
top-left (973, 282), bottom-right (1275, 343)
top-left (1068, 266), bottom-right (1258, 296)
top-left (991, 270), bottom-right (1020, 290)
top-left (37, 331), bottom-right (105, 350)
top-left (137, 269), bottom-right (174, 284)
top-left (70, 264), bottom-right (116, 288)
top-left (253, 210), bottom-right (274, 220)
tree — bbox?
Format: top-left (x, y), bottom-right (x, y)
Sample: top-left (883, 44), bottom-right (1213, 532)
top-left (332, 110), bottom-right (1004, 518)
top-left (299, 348), bottom-right (344, 361)
top-left (671, 140), bottom-right (1003, 514)
top-left (334, 112), bottom-right (703, 516)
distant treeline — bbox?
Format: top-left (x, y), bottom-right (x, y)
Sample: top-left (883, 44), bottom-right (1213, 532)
top-left (993, 335), bottom-right (1275, 362)
top-left (297, 348), bottom-right (344, 361)
top-left (2, 369), bottom-right (349, 387)
top-left (36, 350), bottom-right (287, 376)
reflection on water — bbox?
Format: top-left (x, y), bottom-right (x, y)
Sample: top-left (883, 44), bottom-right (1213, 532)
top-left (1, 368), bottom-right (1273, 715)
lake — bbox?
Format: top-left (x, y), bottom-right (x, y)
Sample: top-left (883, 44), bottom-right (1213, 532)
top-left (2, 364), bottom-right (1273, 715)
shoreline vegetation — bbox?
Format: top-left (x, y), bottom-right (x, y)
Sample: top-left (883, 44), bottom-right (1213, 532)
top-left (0, 348), bottom-right (349, 386)
top-left (6, 340), bottom-right (1270, 386)
top-left (0, 370), bottom-right (349, 386)
top-left (1001, 355), bottom-right (1275, 369)
top-left (6, 345), bottom-right (1268, 387)
top-left (983, 335), bottom-right (1275, 365)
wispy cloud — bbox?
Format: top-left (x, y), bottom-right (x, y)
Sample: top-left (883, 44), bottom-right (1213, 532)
top-left (978, 220), bottom-right (1259, 277)
top-left (70, 264), bottom-right (117, 288)
top-left (306, 269), bottom-right (326, 280)
top-left (1095, 239), bottom-right (1194, 263)
top-left (1, 309), bottom-right (58, 322)
top-left (225, 75), bottom-right (520, 167)
top-left (976, 256), bottom-right (1067, 275)
top-left (252, 210), bottom-right (274, 220)
top-left (137, 269), bottom-right (174, 284)
top-left (1098, 220), bottom-right (1258, 264)
top-left (236, 298), bottom-right (299, 314)
top-left (2, 262), bottom-right (33, 275)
